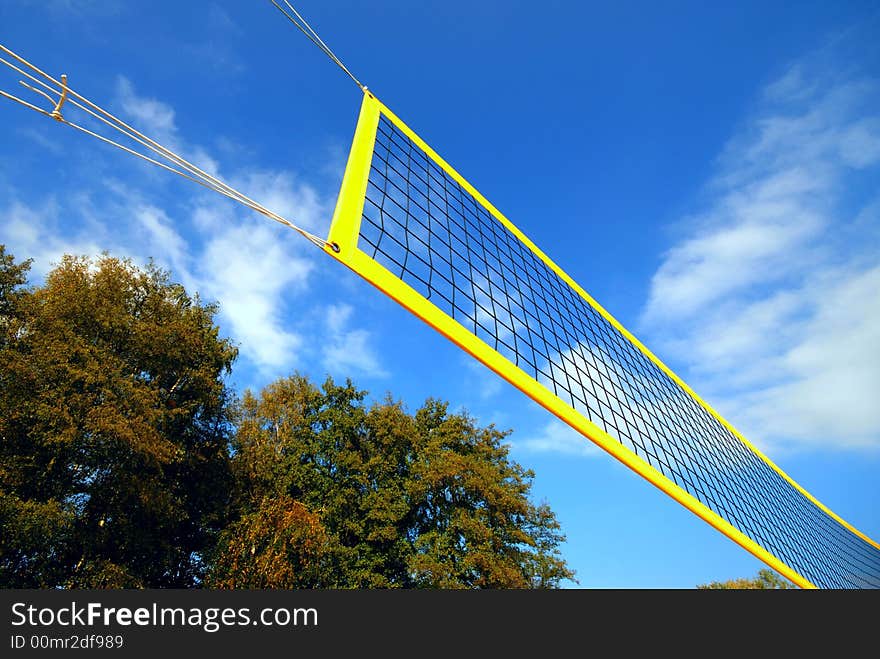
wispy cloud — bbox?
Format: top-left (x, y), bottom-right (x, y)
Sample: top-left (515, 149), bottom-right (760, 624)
top-left (0, 198), bottom-right (108, 278)
top-left (641, 55), bottom-right (880, 452)
top-left (16, 0), bottom-right (124, 18)
top-left (0, 77), bottom-right (368, 382)
top-left (197, 219), bottom-right (310, 374)
top-left (114, 77), bottom-right (219, 176)
top-left (321, 303), bottom-right (387, 378)
top-left (184, 4), bottom-right (247, 75)
top-left (17, 127), bottom-right (64, 155)
top-left (132, 203), bottom-right (190, 276)
top-left (516, 418), bottom-right (601, 458)
top-left (229, 169), bottom-right (325, 232)
top-left (463, 357), bottom-right (504, 400)
top-left (116, 77), bottom-right (176, 138)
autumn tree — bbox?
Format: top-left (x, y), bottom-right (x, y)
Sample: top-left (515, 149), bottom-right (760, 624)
top-left (209, 375), bottom-right (576, 588)
top-left (208, 495), bottom-right (334, 588)
top-left (1, 246), bottom-right (575, 589)
top-left (0, 247), bottom-right (238, 587)
top-left (697, 569), bottom-right (795, 589)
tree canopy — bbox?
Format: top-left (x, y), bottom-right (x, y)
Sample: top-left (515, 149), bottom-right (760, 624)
top-left (0, 247), bottom-right (238, 587)
top-left (210, 376), bottom-right (575, 588)
top-left (1, 246), bottom-right (575, 589)
top-left (697, 569), bottom-right (795, 589)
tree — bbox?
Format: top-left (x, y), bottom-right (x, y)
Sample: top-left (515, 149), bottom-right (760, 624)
top-left (1, 245), bottom-right (576, 589)
top-left (209, 375), bottom-right (576, 588)
top-left (208, 495), bottom-right (334, 589)
top-left (0, 248), bottom-right (238, 587)
top-left (697, 569), bottom-right (795, 589)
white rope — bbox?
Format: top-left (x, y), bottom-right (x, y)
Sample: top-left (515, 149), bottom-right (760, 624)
top-left (0, 87), bottom-right (54, 118)
top-left (1, 46), bottom-right (328, 247)
top-left (0, 43), bottom-right (332, 251)
top-left (269, 0), bottom-right (366, 91)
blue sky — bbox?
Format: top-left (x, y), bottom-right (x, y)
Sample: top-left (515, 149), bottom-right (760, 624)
top-left (1, 1), bottom-right (878, 587)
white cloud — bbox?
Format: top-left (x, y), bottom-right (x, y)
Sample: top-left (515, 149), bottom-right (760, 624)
top-left (114, 77), bottom-right (219, 176)
top-left (1, 199), bottom-right (110, 278)
top-left (116, 77), bottom-right (176, 139)
top-left (643, 169), bottom-right (826, 321)
top-left (186, 4), bottom-right (246, 75)
top-left (17, 127), bottom-right (64, 155)
top-left (133, 204), bottom-right (189, 277)
top-left (463, 357), bottom-right (503, 400)
top-left (716, 265), bottom-right (880, 450)
top-left (184, 167), bottom-right (334, 377)
top-left (517, 419), bottom-right (601, 458)
top-left (641, 61), bottom-right (880, 452)
top-left (17, 0), bottom-right (123, 18)
top-left (0, 78), bottom-right (375, 382)
top-left (320, 303), bottom-right (387, 378)
top-left (230, 169), bottom-right (326, 232)
top-left (195, 218), bottom-right (311, 374)
top-left (0, 185), bottom-right (316, 379)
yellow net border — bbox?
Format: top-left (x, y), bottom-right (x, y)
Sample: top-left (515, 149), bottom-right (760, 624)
top-left (325, 91), bottom-right (880, 589)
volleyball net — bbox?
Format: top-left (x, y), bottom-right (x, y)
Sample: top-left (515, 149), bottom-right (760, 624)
top-left (325, 91), bottom-right (880, 589)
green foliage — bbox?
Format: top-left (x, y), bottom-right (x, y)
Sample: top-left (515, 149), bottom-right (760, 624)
top-left (209, 495), bottom-right (334, 589)
top-left (0, 245), bottom-right (31, 336)
top-left (0, 491), bottom-right (74, 587)
top-left (212, 375), bottom-right (576, 588)
top-left (2, 245), bottom-right (575, 589)
top-left (0, 248), bottom-right (238, 587)
top-left (697, 568), bottom-right (796, 589)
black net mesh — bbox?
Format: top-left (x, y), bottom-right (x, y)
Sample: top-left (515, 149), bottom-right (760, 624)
top-left (356, 112), bottom-right (880, 588)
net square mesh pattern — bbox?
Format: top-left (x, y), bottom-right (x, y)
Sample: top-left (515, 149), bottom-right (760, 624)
top-left (348, 109), bottom-right (880, 588)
